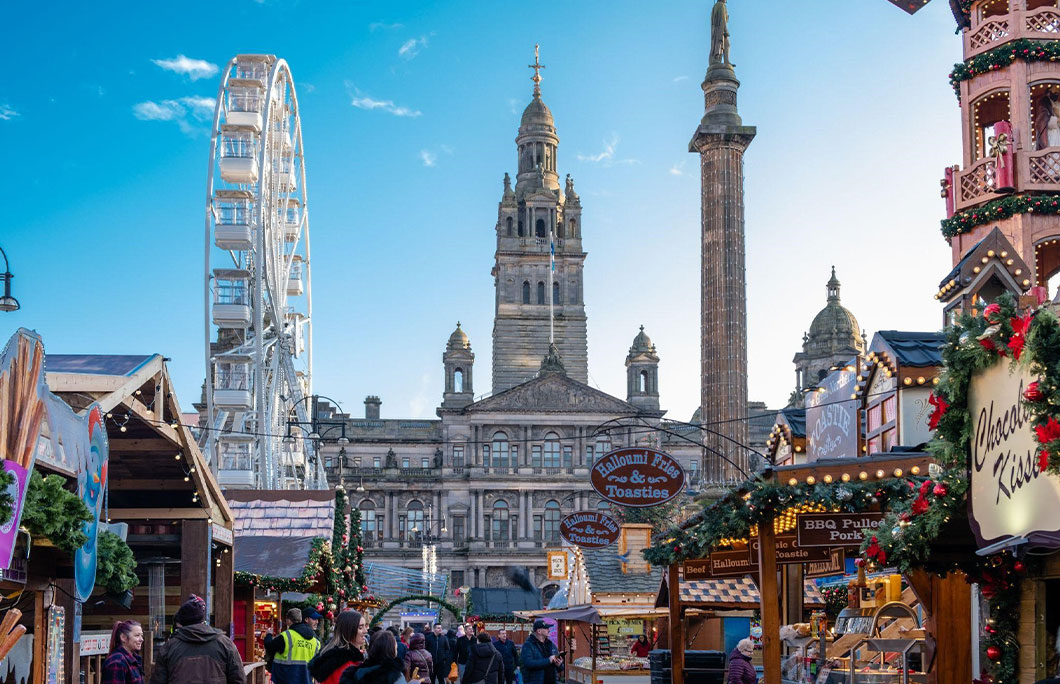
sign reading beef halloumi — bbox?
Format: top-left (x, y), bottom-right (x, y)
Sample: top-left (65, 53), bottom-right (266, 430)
top-left (560, 511), bottom-right (621, 548)
top-left (796, 512), bottom-right (885, 547)
top-left (590, 447), bottom-right (685, 508)
top-left (968, 361), bottom-right (1060, 548)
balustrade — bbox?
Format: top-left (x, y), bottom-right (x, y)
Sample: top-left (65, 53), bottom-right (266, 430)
top-left (965, 6), bottom-right (1060, 58)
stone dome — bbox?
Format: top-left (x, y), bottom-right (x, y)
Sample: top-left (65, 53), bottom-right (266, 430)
top-left (629, 326), bottom-right (656, 355)
top-left (447, 322), bottom-right (470, 351)
top-left (805, 267), bottom-right (863, 353)
top-left (520, 95), bottom-right (555, 131)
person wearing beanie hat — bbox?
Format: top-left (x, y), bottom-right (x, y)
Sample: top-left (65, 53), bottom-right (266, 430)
top-left (150, 595), bottom-right (245, 684)
top-left (520, 620), bottom-right (560, 684)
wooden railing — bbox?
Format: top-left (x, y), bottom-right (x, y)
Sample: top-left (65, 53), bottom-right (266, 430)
top-left (245, 661), bottom-right (269, 684)
top-left (955, 155), bottom-right (1002, 211)
top-left (965, 6), bottom-right (1060, 58)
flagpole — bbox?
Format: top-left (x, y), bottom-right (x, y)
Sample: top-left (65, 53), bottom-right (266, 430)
top-left (549, 227), bottom-right (555, 345)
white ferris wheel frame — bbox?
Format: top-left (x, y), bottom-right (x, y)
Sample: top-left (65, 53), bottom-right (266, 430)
top-left (202, 54), bottom-right (323, 489)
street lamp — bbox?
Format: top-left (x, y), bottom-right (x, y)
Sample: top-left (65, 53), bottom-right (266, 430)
top-left (0, 247), bottom-right (19, 313)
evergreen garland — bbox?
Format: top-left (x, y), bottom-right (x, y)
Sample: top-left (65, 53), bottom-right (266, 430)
top-left (940, 193), bottom-right (1060, 239)
top-left (369, 595), bottom-right (464, 627)
top-left (96, 530), bottom-right (139, 594)
top-left (949, 39), bottom-right (1060, 98)
top-left (21, 470), bottom-right (92, 553)
top-left (0, 469), bottom-right (15, 527)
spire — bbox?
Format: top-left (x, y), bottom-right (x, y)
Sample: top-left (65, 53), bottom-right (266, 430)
top-left (827, 266), bottom-right (841, 303)
top-left (529, 43), bottom-right (545, 99)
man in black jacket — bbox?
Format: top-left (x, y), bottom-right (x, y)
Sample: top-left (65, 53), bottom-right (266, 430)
top-left (425, 623), bottom-right (452, 684)
top-left (151, 595), bottom-right (246, 684)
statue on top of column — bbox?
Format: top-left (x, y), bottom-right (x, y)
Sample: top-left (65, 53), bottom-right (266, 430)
top-left (710, 0), bottom-right (732, 68)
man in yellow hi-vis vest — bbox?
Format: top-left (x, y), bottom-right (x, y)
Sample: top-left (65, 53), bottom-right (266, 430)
top-left (265, 608), bottom-right (320, 684)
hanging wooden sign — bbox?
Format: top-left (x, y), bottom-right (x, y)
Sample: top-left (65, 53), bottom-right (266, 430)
top-left (708, 549), bottom-right (759, 577)
top-left (805, 548), bottom-right (846, 579)
top-left (748, 535), bottom-right (833, 565)
top-left (683, 559), bottom-right (713, 581)
top-left (559, 511), bottom-right (620, 548)
top-left (796, 512), bottom-right (885, 547)
top-left (590, 447), bottom-right (685, 508)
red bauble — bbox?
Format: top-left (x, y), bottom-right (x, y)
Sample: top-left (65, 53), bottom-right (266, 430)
top-left (316, 602), bottom-right (324, 611)
top-left (981, 585), bottom-right (997, 599)
top-left (985, 625), bottom-right (996, 634)
top-left (986, 645), bottom-right (1002, 661)
top-left (1014, 560), bottom-right (1026, 572)
top-left (933, 483), bottom-right (948, 497)
top-left (326, 610), bottom-right (335, 620)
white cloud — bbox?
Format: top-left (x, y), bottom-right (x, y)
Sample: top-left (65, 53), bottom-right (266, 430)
top-left (370, 22), bottom-right (404, 32)
top-left (508, 98), bottom-right (520, 114)
top-left (408, 373), bottom-right (432, 416)
top-left (350, 91), bottom-right (421, 117)
top-left (672, 75), bottom-right (689, 83)
top-left (132, 95), bottom-right (216, 133)
top-left (398, 36), bottom-right (429, 60)
top-left (577, 134), bottom-right (640, 166)
top-left (151, 55), bottom-right (220, 81)
top-left (0, 104), bottom-right (19, 121)
top-left (419, 150), bottom-right (437, 167)
top-left (669, 161), bottom-right (687, 176)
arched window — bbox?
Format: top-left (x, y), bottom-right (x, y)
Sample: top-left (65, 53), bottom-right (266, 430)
top-left (596, 499), bottom-right (611, 512)
top-left (569, 219), bottom-right (576, 238)
top-left (492, 432), bottom-right (510, 469)
top-left (544, 500), bottom-right (561, 542)
top-left (543, 432), bottom-right (561, 468)
top-left (553, 282), bottom-right (560, 305)
top-left (518, 221), bottom-right (525, 237)
top-left (537, 282), bottom-right (545, 305)
top-left (360, 500), bottom-right (377, 543)
top-left (407, 500), bottom-right (424, 540)
top-left (492, 500), bottom-right (509, 540)
top-left (522, 281), bottom-right (531, 304)
top-left (535, 218), bottom-right (546, 238)
top-left (454, 368), bottom-right (464, 393)
top-left (639, 370), bottom-right (648, 393)
top-left (506, 216), bottom-right (513, 236)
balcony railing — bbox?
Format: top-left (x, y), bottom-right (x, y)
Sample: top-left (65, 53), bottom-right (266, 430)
top-left (964, 6), bottom-right (1060, 58)
top-left (954, 156), bottom-right (1002, 211)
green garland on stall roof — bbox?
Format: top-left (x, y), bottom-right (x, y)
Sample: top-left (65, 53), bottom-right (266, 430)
top-left (96, 530), bottom-right (139, 594)
top-left (21, 470), bottom-right (92, 553)
top-left (369, 595), bottom-right (464, 627)
top-left (856, 292), bottom-right (1057, 684)
top-left (234, 536), bottom-right (334, 593)
top-left (940, 193), bottom-right (1060, 239)
top-left (642, 476), bottom-right (920, 567)
top-left (948, 39), bottom-right (1060, 99)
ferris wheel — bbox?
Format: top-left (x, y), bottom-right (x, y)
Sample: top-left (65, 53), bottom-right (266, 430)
top-left (202, 54), bottom-right (322, 490)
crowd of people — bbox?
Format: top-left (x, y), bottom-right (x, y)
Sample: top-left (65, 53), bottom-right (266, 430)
top-left (100, 596), bottom-right (578, 684)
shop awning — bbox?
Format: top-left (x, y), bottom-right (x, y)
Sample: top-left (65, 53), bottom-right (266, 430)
top-left (514, 604), bottom-right (670, 623)
top-left (654, 575), bottom-right (825, 610)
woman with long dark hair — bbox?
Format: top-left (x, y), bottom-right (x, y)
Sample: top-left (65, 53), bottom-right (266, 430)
top-left (342, 630), bottom-right (406, 684)
top-left (101, 621), bottom-right (144, 684)
top-left (310, 610), bottom-right (368, 684)
top-left (630, 634), bottom-right (650, 658)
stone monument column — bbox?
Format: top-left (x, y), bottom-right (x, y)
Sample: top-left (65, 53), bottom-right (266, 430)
top-left (691, 0), bottom-right (756, 481)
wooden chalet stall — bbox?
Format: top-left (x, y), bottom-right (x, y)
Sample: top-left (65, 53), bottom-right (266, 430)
top-left (45, 352), bottom-right (234, 680)
top-left (766, 408), bottom-right (806, 467)
top-left (226, 490), bottom-right (338, 662)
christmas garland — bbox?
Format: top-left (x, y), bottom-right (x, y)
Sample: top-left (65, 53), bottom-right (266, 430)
top-left (949, 39), bottom-right (1060, 99)
top-left (819, 586), bottom-right (848, 619)
top-left (369, 595), bottom-right (464, 627)
top-left (940, 193), bottom-right (1060, 239)
top-left (643, 477), bottom-right (919, 567)
top-left (21, 470), bottom-right (92, 553)
top-left (858, 292), bottom-right (1055, 684)
top-left (96, 530), bottom-right (139, 594)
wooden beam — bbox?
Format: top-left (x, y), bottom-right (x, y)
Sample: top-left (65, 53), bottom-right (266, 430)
top-left (757, 522), bottom-right (782, 684)
top-left (181, 520), bottom-right (210, 605)
top-left (109, 479), bottom-right (190, 491)
top-left (667, 563), bottom-right (684, 684)
top-left (109, 440), bottom-right (184, 453)
top-left (215, 546), bottom-right (234, 635)
top-left (79, 356), bottom-right (164, 414)
top-left (109, 508), bottom-right (211, 520)
top-left (122, 395), bottom-right (180, 445)
top-left (46, 373), bottom-right (127, 393)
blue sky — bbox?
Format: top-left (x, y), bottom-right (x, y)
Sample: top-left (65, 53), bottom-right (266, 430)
top-left (1, 0), bottom-right (961, 422)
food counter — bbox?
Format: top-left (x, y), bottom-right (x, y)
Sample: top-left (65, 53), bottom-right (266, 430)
top-left (568, 657), bottom-right (651, 684)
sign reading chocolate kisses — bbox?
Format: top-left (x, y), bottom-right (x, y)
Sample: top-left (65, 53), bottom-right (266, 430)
top-left (559, 511), bottom-right (621, 548)
top-left (590, 447), bottom-right (685, 508)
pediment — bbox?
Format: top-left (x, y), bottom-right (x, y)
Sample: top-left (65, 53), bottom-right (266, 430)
top-left (468, 373), bottom-right (638, 414)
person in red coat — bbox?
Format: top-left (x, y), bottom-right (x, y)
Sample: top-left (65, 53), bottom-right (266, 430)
top-left (309, 611), bottom-right (367, 684)
top-left (102, 621), bottom-right (145, 684)
top-left (629, 635), bottom-right (651, 658)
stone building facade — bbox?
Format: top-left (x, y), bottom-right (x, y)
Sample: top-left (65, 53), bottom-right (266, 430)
top-left (790, 268), bottom-right (866, 399)
top-left (316, 47), bottom-right (770, 596)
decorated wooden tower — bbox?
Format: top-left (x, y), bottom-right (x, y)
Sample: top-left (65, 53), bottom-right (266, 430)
top-left (897, 0), bottom-right (1060, 317)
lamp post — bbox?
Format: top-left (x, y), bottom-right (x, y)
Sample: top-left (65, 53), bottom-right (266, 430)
top-left (284, 394), bottom-right (350, 487)
top-left (411, 505), bottom-right (447, 599)
top-left (0, 246), bottom-right (19, 313)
